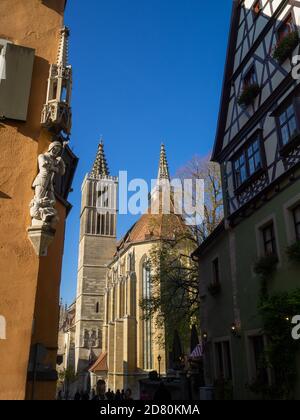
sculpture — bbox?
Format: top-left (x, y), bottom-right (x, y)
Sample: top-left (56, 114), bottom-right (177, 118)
top-left (30, 141), bottom-right (66, 227)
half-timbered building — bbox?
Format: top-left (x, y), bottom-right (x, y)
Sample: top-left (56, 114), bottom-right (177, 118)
top-left (193, 0), bottom-right (300, 400)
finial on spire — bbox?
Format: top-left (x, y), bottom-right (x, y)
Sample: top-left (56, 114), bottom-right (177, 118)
top-left (90, 139), bottom-right (110, 178)
top-left (158, 143), bottom-right (170, 181)
top-left (57, 26), bottom-right (70, 68)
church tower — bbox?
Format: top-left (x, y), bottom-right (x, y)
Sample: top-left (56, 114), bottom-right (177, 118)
top-left (74, 140), bottom-right (118, 386)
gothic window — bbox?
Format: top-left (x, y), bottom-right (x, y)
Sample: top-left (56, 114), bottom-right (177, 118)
top-left (83, 329), bottom-right (89, 348)
top-left (278, 103), bottom-right (298, 147)
top-left (262, 223), bottom-right (277, 257)
top-left (143, 262), bottom-right (153, 371)
top-left (293, 205), bottom-right (300, 241)
top-left (110, 214), bottom-right (115, 236)
top-left (106, 212), bottom-right (110, 235)
top-left (277, 15), bottom-right (294, 43)
top-left (233, 136), bottom-right (263, 189)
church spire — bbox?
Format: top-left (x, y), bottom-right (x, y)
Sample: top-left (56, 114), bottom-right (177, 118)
top-left (56, 26), bottom-right (70, 68)
top-left (158, 144), bottom-right (170, 181)
top-left (90, 139), bottom-right (110, 178)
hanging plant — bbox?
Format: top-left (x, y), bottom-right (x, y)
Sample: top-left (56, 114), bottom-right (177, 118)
top-left (208, 282), bottom-right (221, 297)
top-left (253, 255), bottom-right (278, 280)
top-left (272, 31), bottom-right (299, 64)
top-left (286, 241), bottom-right (300, 264)
top-left (253, 290), bottom-right (300, 400)
top-left (237, 84), bottom-right (260, 107)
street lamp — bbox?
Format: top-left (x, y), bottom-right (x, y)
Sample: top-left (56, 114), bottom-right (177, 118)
top-left (157, 354), bottom-right (162, 379)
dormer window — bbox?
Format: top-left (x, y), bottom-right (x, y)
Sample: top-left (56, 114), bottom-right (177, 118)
top-left (252, 0), bottom-right (262, 19)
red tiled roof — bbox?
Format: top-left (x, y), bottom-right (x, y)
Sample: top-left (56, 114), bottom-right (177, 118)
top-left (89, 352), bottom-right (108, 373)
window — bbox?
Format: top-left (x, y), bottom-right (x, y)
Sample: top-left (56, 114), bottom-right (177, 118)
top-left (96, 302), bottom-right (99, 314)
top-left (293, 205), bottom-right (300, 241)
top-left (233, 136), bottom-right (263, 189)
top-left (248, 335), bottom-right (269, 385)
top-left (243, 66), bottom-right (258, 89)
top-left (262, 223), bottom-right (277, 257)
top-left (277, 15), bottom-right (294, 43)
top-left (215, 341), bottom-right (232, 380)
top-left (252, 0), bottom-right (262, 19)
top-left (143, 263), bottom-right (153, 371)
top-left (278, 103), bottom-right (298, 147)
top-left (212, 258), bottom-right (220, 285)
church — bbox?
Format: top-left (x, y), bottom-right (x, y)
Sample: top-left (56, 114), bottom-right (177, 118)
top-left (62, 141), bottom-right (189, 398)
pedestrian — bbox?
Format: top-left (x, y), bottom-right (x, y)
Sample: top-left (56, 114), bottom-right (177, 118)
top-left (121, 389), bottom-right (125, 400)
top-left (93, 380), bottom-right (107, 400)
top-left (74, 390), bottom-right (81, 401)
top-left (125, 388), bottom-right (133, 401)
top-left (115, 389), bottom-right (122, 401)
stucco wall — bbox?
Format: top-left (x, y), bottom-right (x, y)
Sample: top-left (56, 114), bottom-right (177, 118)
top-left (0, 0), bottom-right (65, 400)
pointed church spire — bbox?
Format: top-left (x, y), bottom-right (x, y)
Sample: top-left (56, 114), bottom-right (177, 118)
top-left (158, 144), bottom-right (170, 181)
top-left (56, 26), bottom-right (70, 68)
top-left (90, 139), bottom-right (110, 178)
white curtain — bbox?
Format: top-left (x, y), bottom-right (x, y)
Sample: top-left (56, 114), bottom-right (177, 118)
top-left (0, 46), bottom-right (6, 82)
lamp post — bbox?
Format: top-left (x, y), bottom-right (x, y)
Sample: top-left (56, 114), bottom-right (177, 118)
top-left (157, 354), bottom-right (162, 379)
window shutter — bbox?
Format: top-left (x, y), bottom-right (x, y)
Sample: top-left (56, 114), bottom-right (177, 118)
top-left (0, 43), bottom-right (35, 121)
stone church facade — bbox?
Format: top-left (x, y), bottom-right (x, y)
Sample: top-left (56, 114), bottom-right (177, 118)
top-left (68, 142), bottom-right (187, 397)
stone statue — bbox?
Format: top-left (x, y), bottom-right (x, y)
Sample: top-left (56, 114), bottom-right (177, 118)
top-left (30, 141), bottom-right (66, 226)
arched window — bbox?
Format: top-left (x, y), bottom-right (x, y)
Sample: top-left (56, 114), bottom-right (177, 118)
top-left (143, 262), bottom-right (153, 370)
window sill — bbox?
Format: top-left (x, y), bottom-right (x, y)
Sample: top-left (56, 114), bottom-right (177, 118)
top-left (235, 167), bottom-right (266, 196)
top-left (280, 133), bottom-right (300, 157)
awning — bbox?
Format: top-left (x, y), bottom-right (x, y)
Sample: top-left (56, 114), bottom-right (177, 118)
top-left (89, 352), bottom-right (108, 373)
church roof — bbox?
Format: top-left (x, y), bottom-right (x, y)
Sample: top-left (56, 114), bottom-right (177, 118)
top-left (90, 140), bottom-right (110, 178)
top-left (116, 145), bottom-right (188, 253)
top-left (89, 352), bottom-right (108, 373)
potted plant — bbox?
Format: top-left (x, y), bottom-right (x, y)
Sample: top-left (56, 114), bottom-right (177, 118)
top-left (286, 241), bottom-right (300, 264)
top-left (253, 255), bottom-right (278, 280)
top-left (272, 31), bottom-right (299, 64)
top-left (238, 83), bottom-right (260, 107)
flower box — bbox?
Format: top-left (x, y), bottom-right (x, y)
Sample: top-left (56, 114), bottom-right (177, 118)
top-left (237, 84), bottom-right (260, 107)
top-left (272, 31), bottom-right (299, 64)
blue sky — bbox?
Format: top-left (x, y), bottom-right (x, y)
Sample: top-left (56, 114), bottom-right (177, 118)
top-left (61, 0), bottom-right (233, 304)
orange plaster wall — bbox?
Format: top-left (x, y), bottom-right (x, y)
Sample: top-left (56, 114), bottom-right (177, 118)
top-left (0, 0), bottom-right (66, 400)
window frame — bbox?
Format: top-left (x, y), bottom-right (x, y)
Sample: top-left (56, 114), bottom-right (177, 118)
top-left (275, 97), bottom-right (300, 154)
top-left (276, 13), bottom-right (295, 43)
top-left (212, 257), bottom-right (220, 285)
top-left (243, 64), bottom-right (258, 90)
top-left (232, 130), bottom-right (266, 192)
top-left (252, 0), bottom-right (262, 20)
top-left (246, 332), bottom-right (272, 387)
top-left (261, 222), bottom-right (277, 258)
top-left (213, 339), bottom-right (233, 382)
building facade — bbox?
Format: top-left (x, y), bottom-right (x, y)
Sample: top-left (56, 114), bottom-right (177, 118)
top-left (194, 0), bottom-right (300, 400)
top-left (0, 0), bottom-right (77, 400)
top-left (74, 141), bottom-right (118, 390)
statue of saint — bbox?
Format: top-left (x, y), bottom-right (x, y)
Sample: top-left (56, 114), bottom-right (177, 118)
top-left (30, 141), bottom-right (66, 226)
